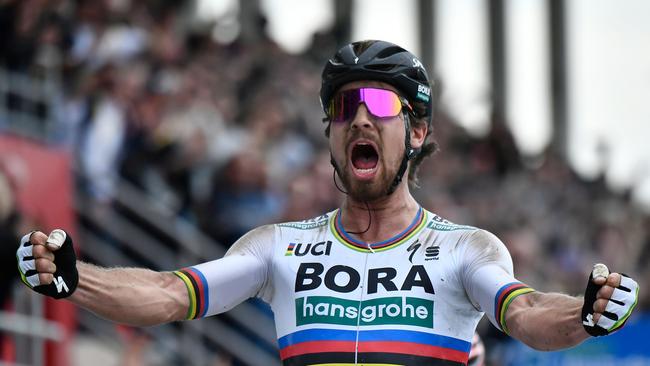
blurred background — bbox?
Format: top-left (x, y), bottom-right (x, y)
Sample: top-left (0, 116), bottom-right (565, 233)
top-left (1, 0), bottom-right (649, 365)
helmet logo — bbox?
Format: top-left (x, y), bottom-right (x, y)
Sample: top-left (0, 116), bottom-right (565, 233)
top-left (354, 57), bottom-right (359, 64)
top-left (416, 84), bottom-right (431, 102)
top-left (412, 58), bottom-right (424, 70)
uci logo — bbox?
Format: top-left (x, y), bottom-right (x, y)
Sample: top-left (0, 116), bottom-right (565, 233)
top-left (286, 241), bottom-right (332, 257)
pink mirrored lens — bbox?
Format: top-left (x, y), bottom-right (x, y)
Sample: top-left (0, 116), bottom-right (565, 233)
top-left (329, 88), bottom-right (402, 122)
top-left (360, 88), bottom-right (402, 117)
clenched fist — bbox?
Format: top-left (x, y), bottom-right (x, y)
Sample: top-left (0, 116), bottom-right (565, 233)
top-left (582, 263), bottom-right (639, 336)
top-left (16, 229), bottom-right (78, 299)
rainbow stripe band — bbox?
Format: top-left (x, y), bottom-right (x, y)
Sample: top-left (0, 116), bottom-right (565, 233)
top-left (494, 282), bottom-right (535, 334)
top-left (331, 207), bottom-right (427, 252)
top-left (173, 268), bottom-right (209, 320)
top-left (279, 328), bottom-right (470, 366)
top-left (286, 243), bottom-right (296, 256)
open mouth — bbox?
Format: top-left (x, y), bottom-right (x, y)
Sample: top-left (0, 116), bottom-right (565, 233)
top-left (350, 142), bottom-right (379, 177)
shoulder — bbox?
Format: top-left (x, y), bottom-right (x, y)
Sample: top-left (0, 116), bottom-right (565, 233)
top-left (423, 210), bottom-right (510, 260)
top-left (424, 210), bottom-right (477, 233)
top-left (276, 212), bottom-right (332, 231)
top-left (226, 224), bottom-right (277, 257)
top-left (460, 229), bottom-right (513, 273)
top-left (226, 211), bottom-right (335, 256)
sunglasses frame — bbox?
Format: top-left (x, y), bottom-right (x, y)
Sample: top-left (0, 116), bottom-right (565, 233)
top-left (323, 87), bottom-right (413, 123)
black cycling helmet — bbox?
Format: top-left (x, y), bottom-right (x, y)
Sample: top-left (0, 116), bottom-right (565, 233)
top-left (321, 40), bottom-right (435, 195)
top-left (320, 40), bottom-right (433, 126)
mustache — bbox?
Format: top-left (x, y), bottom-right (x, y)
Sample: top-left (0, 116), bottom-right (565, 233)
top-left (346, 130), bottom-right (379, 147)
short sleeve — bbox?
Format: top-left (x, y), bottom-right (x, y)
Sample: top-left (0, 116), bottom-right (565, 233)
top-left (174, 225), bottom-right (275, 319)
top-left (460, 230), bottom-right (535, 334)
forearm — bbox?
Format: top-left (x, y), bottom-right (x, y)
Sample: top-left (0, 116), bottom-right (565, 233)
top-left (69, 262), bottom-right (188, 326)
top-left (506, 292), bottom-right (590, 351)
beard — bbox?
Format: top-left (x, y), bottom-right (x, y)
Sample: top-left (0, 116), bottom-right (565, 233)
top-left (335, 155), bottom-right (400, 201)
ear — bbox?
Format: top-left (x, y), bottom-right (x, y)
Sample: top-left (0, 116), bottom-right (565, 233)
top-left (410, 120), bottom-right (427, 150)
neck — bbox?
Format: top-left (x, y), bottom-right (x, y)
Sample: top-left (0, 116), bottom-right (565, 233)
top-left (339, 183), bottom-right (420, 244)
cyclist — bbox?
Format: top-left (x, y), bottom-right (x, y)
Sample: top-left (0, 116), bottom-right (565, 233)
top-left (17, 40), bottom-right (638, 366)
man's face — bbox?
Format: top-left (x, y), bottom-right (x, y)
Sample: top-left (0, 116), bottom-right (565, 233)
top-left (328, 81), bottom-right (408, 201)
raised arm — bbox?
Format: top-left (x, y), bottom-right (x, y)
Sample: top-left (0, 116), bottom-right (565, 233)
top-left (505, 270), bottom-right (638, 351)
top-left (71, 262), bottom-right (188, 326)
top-left (461, 230), bottom-right (639, 352)
top-left (504, 291), bottom-right (587, 350)
top-left (17, 227), bottom-right (273, 326)
top-left (19, 230), bottom-right (188, 326)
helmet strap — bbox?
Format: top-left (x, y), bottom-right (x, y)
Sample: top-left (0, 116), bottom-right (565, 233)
top-left (329, 111), bottom-right (420, 197)
top-left (329, 153), bottom-right (344, 183)
top-left (386, 112), bottom-right (419, 195)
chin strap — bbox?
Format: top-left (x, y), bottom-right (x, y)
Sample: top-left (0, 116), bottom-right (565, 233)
top-left (386, 112), bottom-right (419, 195)
top-left (330, 154), bottom-right (343, 181)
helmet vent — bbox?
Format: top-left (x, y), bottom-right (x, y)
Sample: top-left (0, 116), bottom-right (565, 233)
top-left (353, 40), bottom-right (374, 55)
top-left (376, 46), bottom-right (403, 59)
top-left (365, 64), bottom-right (396, 72)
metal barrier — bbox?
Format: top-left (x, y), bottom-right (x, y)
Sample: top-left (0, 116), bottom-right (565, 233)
top-left (74, 180), bottom-right (280, 365)
top-left (1, 66), bottom-right (279, 365)
top-left (0, 311), bottom-right (63, 342)
top-left (0, 68), bottom-right (59, 141)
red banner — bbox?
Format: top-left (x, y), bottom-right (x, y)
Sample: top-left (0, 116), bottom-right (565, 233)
top-left (0, 133), bottom-right (77, 366)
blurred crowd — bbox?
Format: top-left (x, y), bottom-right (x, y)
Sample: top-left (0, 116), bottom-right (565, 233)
top-left (1, 0), bottom-right (649, 364)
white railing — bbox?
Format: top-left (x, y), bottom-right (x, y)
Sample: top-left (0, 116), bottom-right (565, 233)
top-left (1, 65), bottom-right (279, 365)
top-left (0, 67), bottom-right (60, 141)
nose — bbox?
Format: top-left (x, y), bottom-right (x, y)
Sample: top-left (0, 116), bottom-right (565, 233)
top-left (350, 103), bottom-right (373, 130)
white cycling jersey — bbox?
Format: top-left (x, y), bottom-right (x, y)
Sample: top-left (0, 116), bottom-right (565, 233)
top-left (174, 207), bottom-right (534, 366)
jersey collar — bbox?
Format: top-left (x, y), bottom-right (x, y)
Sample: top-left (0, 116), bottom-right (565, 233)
top-left (330, 206), bottom-right (427, 252)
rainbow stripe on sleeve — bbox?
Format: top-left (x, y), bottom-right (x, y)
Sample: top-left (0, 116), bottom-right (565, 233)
top-left (173, 268), bottom-right (209, 320)
top-left (494, 282), bottom-right (535, 334)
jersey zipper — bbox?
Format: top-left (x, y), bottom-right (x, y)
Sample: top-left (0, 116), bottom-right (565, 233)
top-left (353, 243), bottom-right (373, 364)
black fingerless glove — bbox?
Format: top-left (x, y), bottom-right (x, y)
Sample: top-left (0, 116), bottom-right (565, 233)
top-left (17, 230), bottom-right (79, 299)
top-left (582, 265), bottom-right (639, 337)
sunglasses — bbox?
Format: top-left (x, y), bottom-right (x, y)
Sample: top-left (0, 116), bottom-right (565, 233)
top-left (326, 87), bottom-right (412, 123)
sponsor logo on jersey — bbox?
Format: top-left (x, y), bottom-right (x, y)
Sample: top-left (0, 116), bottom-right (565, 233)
top-left (427, 214), bottom-right (476, 232)
top-left (279, 214), bottom-right (329, 230)
top-left (286, 241), bottom-right (332, 257)
top-left (407, 240), bottom-right (421, 264)
top-left (295, 263), bottom-right (434, 295)
top-left (296, 295), bottom-right (433, 328)
top-left (425, 246), bottom-right (440, 260)
top-left (406, 240), bottom-right (440, 262)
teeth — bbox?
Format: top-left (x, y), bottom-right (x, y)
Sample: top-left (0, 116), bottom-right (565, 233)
top-left (355, 168), bottom-right (375, 173)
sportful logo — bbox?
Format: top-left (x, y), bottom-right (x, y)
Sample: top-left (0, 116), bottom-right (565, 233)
top-left (407, 240), bottom-right (440, 262)
top-left (425, 246), bottom-right (440, 260)
top-left (296, 296), bottom-right (433, 328)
